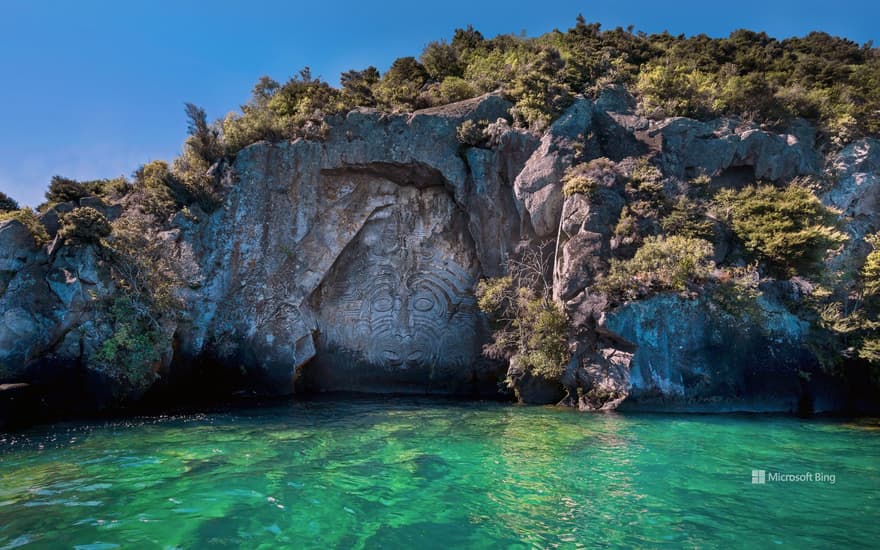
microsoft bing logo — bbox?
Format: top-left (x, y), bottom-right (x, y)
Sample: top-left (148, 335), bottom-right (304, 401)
top-left (752, 470), bottom-right (766, 484)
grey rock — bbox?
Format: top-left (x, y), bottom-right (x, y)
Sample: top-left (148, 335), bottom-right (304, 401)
top-left (0, 92), bottom-right (873, 415)
top-left (600, 293), bottom-right (838, 412)
top-left (653, 117), bottom-right (821, 181)
top-left (0, 220), bottom-right (37, 272)
top-left (824, 139), bottom-right (880, 225)
top-left (505, 355), bottom-right (566, 404)
top-left (514, 97), bottom-right (594, 238)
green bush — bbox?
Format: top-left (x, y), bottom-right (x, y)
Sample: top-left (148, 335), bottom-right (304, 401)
top-left (172, 19), bottom-right (880, 158)
top-left (133, 160), bottom-right (178, 219)
top-left (436, 76), bottom-right (478, 104)
top-left (268, 67), bottom-right (345, 129)
top-left (636, 62), bottom-right (718, 119)
top-left (43, 175), bottom-right (128, 206)
top-left (0, 191), bottom-right (18, 213)
top-left (90, 297), bottom-right (163, 395)
top-left (340, 67), bottom-right (380, 108)
top-left (858, 233), bottom-right (880, 365)
top-left (420, 40), bottom-right (463, 80)
top-left (59, 207), bottom-right (111, 245)
top-left (713, 184), bottom-right (846, 276)
top-left (509, 46), bottom-right (572, 130)
top-left (0, 208), bottom-right (49, 246)
top-left (183, 103), bottom-right (222, 165)
top-left (599, 235), bottom-right (715, 300)
top-left (374, 57), bottom-right (429, 111)
top-left (661, 196), bottom-right (714, 240)
top-left (562, 157), bottom-right (617, 197)
top-left (476, 247), bottom-right (570, 381)
top-left (626, 158), bottom-right (664, 197)
top-left (45, 175), bottom-right (92, 204)
top-left (456, 119), bottom-right (487, 146)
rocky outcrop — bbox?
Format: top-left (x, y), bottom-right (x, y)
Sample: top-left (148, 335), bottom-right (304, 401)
top-left (1, 91), bottom-right (877, 422)
top-left (514, 97), bottom-right (593, 238)
top-left (598, 292), bottom-right (844, 413)
top-left (170, 94), bottom-right (537, 396)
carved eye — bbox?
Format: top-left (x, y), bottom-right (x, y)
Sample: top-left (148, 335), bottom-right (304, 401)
top-left (413, 297), bottom-right (434, 312)
top-left (407, 350), bottom-right (424, 362)
top-left (383, 350), bottom-right (401, 362)
top-left (372, 296), bottom-right (394, 312)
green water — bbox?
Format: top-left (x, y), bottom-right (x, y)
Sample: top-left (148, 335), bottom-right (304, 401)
top-left (0, 399), bottom-right (878, 549)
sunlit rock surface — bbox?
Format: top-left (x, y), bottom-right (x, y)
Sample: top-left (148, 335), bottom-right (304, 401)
top-left (1, 91), bottom-right (878, 420)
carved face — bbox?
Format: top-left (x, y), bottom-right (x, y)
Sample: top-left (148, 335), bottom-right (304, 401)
top-left (361, 272), bottom-right (455, 368)
top-left (314, 198), bottom-right (479, 371)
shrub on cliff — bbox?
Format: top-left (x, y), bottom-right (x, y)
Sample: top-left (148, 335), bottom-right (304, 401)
top-left (222, 76), bottom-right (286, 154)
top-left (182, 103), bottom-right (222, 165)
top-left (599, 235), bottom-right (715, 300)
top-left (661, 196), bottom-right (715, 240)
top-left (426, 77), bottom-right (478, 106)
top-left (509, 46), bottom-right (573, 130)
top-left (477, 245), bottom-right (569, 380)
top-left (340, 67), bottom-right (380, 108)
top-left (636, 62), bottom-right (718, 119)
top-left (856, 234), bottom-right (880, 366)
top-left (43, 175), bottom-right (128, 207)
top-left (173, 103), bottom-right (224, 212)
top-left (562, 157), bottom-right (618, 197)
top-left (456, 119), bottom-right (488, 146)
top-left (713, 184), bottom-right (846, 276)
top-left (0, 191), bottom-right (18, 213)
top-left (90, 296), bottom-right (164, 396)
top-left (108, 212), bottom-right (188, 317)
top-left (133, 160), bottom-right (178, 220)
top-left (420, 40), bottom-right (463, 81)
top-left (374, 57), bottom-right (429, 111)
top-left (45, 175), bottom-right (92, 205)
top-left (221, 70), bottom-right (343, 155)
top-left (58, 207), bottom-right (111, 245)
top-left (809, 233), bottom-right (880, 376)
top-left (268, 67), bottom-right (345, 130)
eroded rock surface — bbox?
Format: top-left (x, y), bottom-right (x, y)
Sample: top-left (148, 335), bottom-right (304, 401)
top-left (1, 91), bottom-right (877, 420)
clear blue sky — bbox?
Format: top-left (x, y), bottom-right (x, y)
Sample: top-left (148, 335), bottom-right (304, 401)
top-left (1, 0), bottom-right (877, 206)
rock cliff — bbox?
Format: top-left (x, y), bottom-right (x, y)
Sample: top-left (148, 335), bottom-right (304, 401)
top-left (1, 91), bottom-right (878, 424)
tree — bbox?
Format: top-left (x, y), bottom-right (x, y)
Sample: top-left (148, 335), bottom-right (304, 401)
top-left (858, 234), bottom-right (880, 365)
top-left (0, 191), bottom-right (18, 212)
top-left (133, 160), bottom-right (177, 219)
top-left (451, 25), bottom-right (485, 54)
top-left (183, 102), bottom-right (222, 164)
top-left (340, 66), bottom-right (380, 107)
top-left (476, 243), bottom-right (569, 380)
top-left (510, 46), bottom-right (572, 129)
top-left (374, 57), bottom-right (429, 111)
top-left (45, 175), bottom-right (91, 204)
top-left (420, 40), bottom-right (463, 80)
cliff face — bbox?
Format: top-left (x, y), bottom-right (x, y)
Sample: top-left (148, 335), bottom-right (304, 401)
top-left (1, 91), bottom-right (878, 422)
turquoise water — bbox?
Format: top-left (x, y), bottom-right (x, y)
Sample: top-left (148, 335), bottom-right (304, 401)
top-left (0, 398), bottom-right (878, 549)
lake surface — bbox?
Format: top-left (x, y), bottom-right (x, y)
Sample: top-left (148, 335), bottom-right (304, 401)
top-left (0, 397), bottom-right (878, 549)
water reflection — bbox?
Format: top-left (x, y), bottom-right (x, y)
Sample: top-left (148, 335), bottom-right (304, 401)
top-left (0, 399), bottom-right (878, 548)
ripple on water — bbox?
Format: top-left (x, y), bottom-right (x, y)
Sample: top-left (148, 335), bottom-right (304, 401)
top-left (0, 400), bottom-right (878, 548)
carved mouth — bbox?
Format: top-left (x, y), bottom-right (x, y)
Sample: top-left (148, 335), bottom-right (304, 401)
top-left (382, 348), bottom-right (425, 367)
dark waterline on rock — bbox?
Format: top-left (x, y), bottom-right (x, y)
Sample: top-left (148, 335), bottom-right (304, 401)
top-left (1, 397), bottom-right (878, 548)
